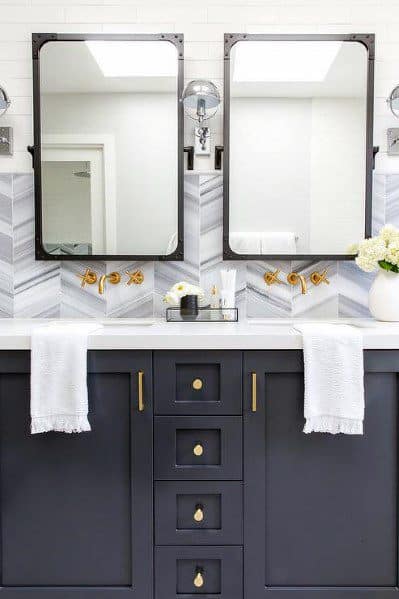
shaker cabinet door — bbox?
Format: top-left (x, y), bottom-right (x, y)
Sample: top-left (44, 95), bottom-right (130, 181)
top-left (0, 350), bottom-right (153, 599)
top-left (243, 350), bottom-right (399, 599)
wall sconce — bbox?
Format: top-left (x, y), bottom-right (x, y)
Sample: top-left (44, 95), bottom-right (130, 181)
top-left (181, 80), bottom-right (220, 156)
top-left (0, 85), bottom-right (12, 156)
top-left (386, 85), bottom-right (399, 156)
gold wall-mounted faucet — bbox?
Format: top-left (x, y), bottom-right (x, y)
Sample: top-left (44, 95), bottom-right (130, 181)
top-left (126, 270), bottom-right (145, 285)
top-left (263, 269), bottom-right (283, 286)
top-left (287, 272), bottom-right (307, 294)
top-left (98, 271), bottom-right (121, 295)
top-left (78, 268), bottom-right (97, 288)
top-left (310, 268), bottom-right (330, 286)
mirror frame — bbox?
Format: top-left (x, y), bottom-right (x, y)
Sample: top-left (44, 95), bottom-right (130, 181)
top-left (31, 32), bottom-right (184, 261)
top-left (222, 33), bottom-right (375, 261)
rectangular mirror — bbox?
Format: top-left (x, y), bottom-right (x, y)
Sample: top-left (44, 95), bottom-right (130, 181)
top-left (223, 34), bottom-right (375, 260)
top-left (32, 33), bottom-right (184, 260)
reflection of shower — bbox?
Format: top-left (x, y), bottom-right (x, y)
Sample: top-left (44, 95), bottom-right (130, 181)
top-left (73, 162), bottom-right (91, 179)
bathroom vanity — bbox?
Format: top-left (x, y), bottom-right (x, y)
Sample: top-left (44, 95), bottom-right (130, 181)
top-left (0, 321), bottom-right (397, 599)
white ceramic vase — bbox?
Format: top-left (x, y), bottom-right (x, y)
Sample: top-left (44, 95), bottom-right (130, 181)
top-left (369, 269), bottom-right (399, 321)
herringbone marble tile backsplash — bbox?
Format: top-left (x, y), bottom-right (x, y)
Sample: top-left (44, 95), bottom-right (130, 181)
top-left (0, 172), bottom-right (393, 319)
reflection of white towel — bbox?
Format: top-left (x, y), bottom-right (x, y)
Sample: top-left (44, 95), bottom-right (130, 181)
top-left (230, 232), bottom-right (297, 254)
top-left (295, 324), bottom-right (364, 435)
top-left (166, 232), bottom-right (177, 255)
top-left (230, 232), bottom-right (262, 254)
top-left (260, 232), bottom-right (297, 254)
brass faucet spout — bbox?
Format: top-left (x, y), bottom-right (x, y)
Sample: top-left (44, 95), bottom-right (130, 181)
top-left (98, 274), bottom-right (106, 295)
top-left (287, 272), bottom-right (307, 294)
top-left (298, 274), bottom-right (307, 295)
top-left (98, 271), bottom-right (121, 295)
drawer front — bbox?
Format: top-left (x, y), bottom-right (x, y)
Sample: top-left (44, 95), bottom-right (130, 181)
top-left (154, 351), bottom-right (242, 415)
top-left (155, 546), bottom-right (242, 599)
top-left (155, 481), bottom-right (243, 545)
top-left (155, 416), bottom-right (242, 480)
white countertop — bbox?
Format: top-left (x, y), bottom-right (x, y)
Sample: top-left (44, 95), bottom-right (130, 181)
top-left (0, 318), bottom-right (398, 350)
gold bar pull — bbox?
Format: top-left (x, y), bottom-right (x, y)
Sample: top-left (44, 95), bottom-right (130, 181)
top-left (194, 570), bottom-right (204, 588)
top-left (251, 372), bottom-right (257, 412)
top-left (138, 370), bottom-right (144, 412)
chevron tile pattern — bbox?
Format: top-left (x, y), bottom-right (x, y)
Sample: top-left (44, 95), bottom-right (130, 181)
top-left (0, 172), bottom-right (391, 320)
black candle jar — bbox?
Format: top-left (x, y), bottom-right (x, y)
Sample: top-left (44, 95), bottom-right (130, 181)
top-left (180, 294), bottom-right (199, 320)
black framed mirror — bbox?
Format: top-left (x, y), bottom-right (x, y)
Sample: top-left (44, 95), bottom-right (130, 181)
top-left (222, 33), bottom-right (375, 260)
top-left (31, 33), bottom-right (184, 261)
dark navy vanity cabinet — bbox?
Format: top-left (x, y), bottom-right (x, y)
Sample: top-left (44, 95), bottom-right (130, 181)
top-left (0, 349), bottom-right (397, 599)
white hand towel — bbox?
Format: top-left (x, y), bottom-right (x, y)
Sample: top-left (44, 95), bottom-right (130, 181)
top-left (31, 323), bottom-right (100, 434)
top-left (260, 232), bottom-right (297, 254)
top-left (230, 232), bottom-right (262, 254)
top-left (294, 324), bottom-right (364, 435)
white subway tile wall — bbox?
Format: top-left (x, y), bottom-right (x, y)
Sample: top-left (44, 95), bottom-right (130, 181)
top-left (0, 0), bottom-right (397, 173)
top-left (0, 1), bottom-right (397, 318)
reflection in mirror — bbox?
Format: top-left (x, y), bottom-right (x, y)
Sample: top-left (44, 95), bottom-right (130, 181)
top-left (228, 38), bottom-right (371, 257)
top-left (38, 38), bottom-right (180, 257)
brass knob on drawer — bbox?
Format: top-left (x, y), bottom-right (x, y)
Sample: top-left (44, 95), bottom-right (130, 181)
top-left (194, 505), bottom-right (204, 522)
top-left (192, 378), bottom-right (203, 390)
top-left (193, 443), bottom-right (204, 457)
top-left (194, 570), bottom-right (204, 588)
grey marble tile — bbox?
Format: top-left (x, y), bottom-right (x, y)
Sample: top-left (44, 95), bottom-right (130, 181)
top-left (246, 261), bottom-right (292, 318)
top-left (106, 261), bottom-right (154, 318)
top-left (60, 261), bottom-right (106, 318)
top-left (338, 261), bottom-right (373, 318)
top-left (13, 175), bottom-right (61, 318)
top-left (0, 175), bottom-right (13, 317)
top-left (291, 260), bottom-right (338, 318)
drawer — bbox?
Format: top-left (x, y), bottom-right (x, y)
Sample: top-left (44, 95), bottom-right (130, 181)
top-left (155, 546), bottom-right (242, 599)
top-left (154, 351), bottom-right (242, 415)
top-left (155, 416), bottom-right (242, 480)
top-left (155, 481), bottom-right (243, 545)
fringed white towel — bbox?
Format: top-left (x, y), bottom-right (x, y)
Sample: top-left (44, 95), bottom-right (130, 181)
top-left (31, 323), bottom-right (100, 434)
top-left (294, 324), bottom-right (364, 435)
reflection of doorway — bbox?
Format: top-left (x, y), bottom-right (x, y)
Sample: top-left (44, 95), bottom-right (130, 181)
top-left (42, 135), bottom-right (116, 254)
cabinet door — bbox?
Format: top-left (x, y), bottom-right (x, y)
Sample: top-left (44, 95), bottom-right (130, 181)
top-left (0, 350), bottom-right (152, 599)
top-left (244, 350), bottom-right (399, 599)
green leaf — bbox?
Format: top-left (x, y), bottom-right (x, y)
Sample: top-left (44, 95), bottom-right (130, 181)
top-left (378, 260), bottom-right (399, 273)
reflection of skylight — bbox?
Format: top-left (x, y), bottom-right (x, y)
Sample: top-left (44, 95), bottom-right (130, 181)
top-left (233, 41), bottom-right (342, 82)
top-left (86, 41), bottom-right (177, 77)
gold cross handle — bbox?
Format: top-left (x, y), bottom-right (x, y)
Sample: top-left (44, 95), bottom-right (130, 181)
top-left (126, 270), bottom-right (144, 286)
top-left (77, 268), bottom-right (97, 288)
top-left (263, 269), bottom-right (282, 286)
top-left (310, 269), bottom-right (330, 286)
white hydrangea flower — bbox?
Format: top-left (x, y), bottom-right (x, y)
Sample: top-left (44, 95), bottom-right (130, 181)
top-left (355, 237), bottom-right (387, 273)
top-left (379, 224), bottom-right (399, 245)
top-left (347, 243), bottom-right (359, 255)
top-left (386, 241), bottom-right (399, 266)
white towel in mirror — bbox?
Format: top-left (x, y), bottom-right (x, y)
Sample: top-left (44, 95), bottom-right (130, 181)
top-left (230, 232), bottom-right (297, 254)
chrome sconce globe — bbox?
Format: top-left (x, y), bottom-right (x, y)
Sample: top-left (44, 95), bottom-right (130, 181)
top-left (181, 80), bottom-right (220, 153)
top-left (387, 85), bottom-right (399, 118)
top-left (0, 86), bottom-right (10, 117)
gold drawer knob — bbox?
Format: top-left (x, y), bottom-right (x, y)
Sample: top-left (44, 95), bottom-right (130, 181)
top-left (194, 506), bottom-right (204, 522)
top-left (194, 571), bottom-right (204, 588)
top-left (193, 443), bottom-right (203, 457)
top-left (192, 378), bottom-right (203, 390)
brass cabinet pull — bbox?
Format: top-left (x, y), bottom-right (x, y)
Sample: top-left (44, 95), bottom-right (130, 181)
top-left (194, 505), bottom-right (204, 522)
top-left (193, 443), bottom-right (203, 457)
top-left (138, 370), bottom-right (144, 412)
top-left (194, 570), bottom-right (204, 588)
top-left (251, 372), bottom-right (257, 412)
top-left (192, 378), bottom-right (203, 390)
